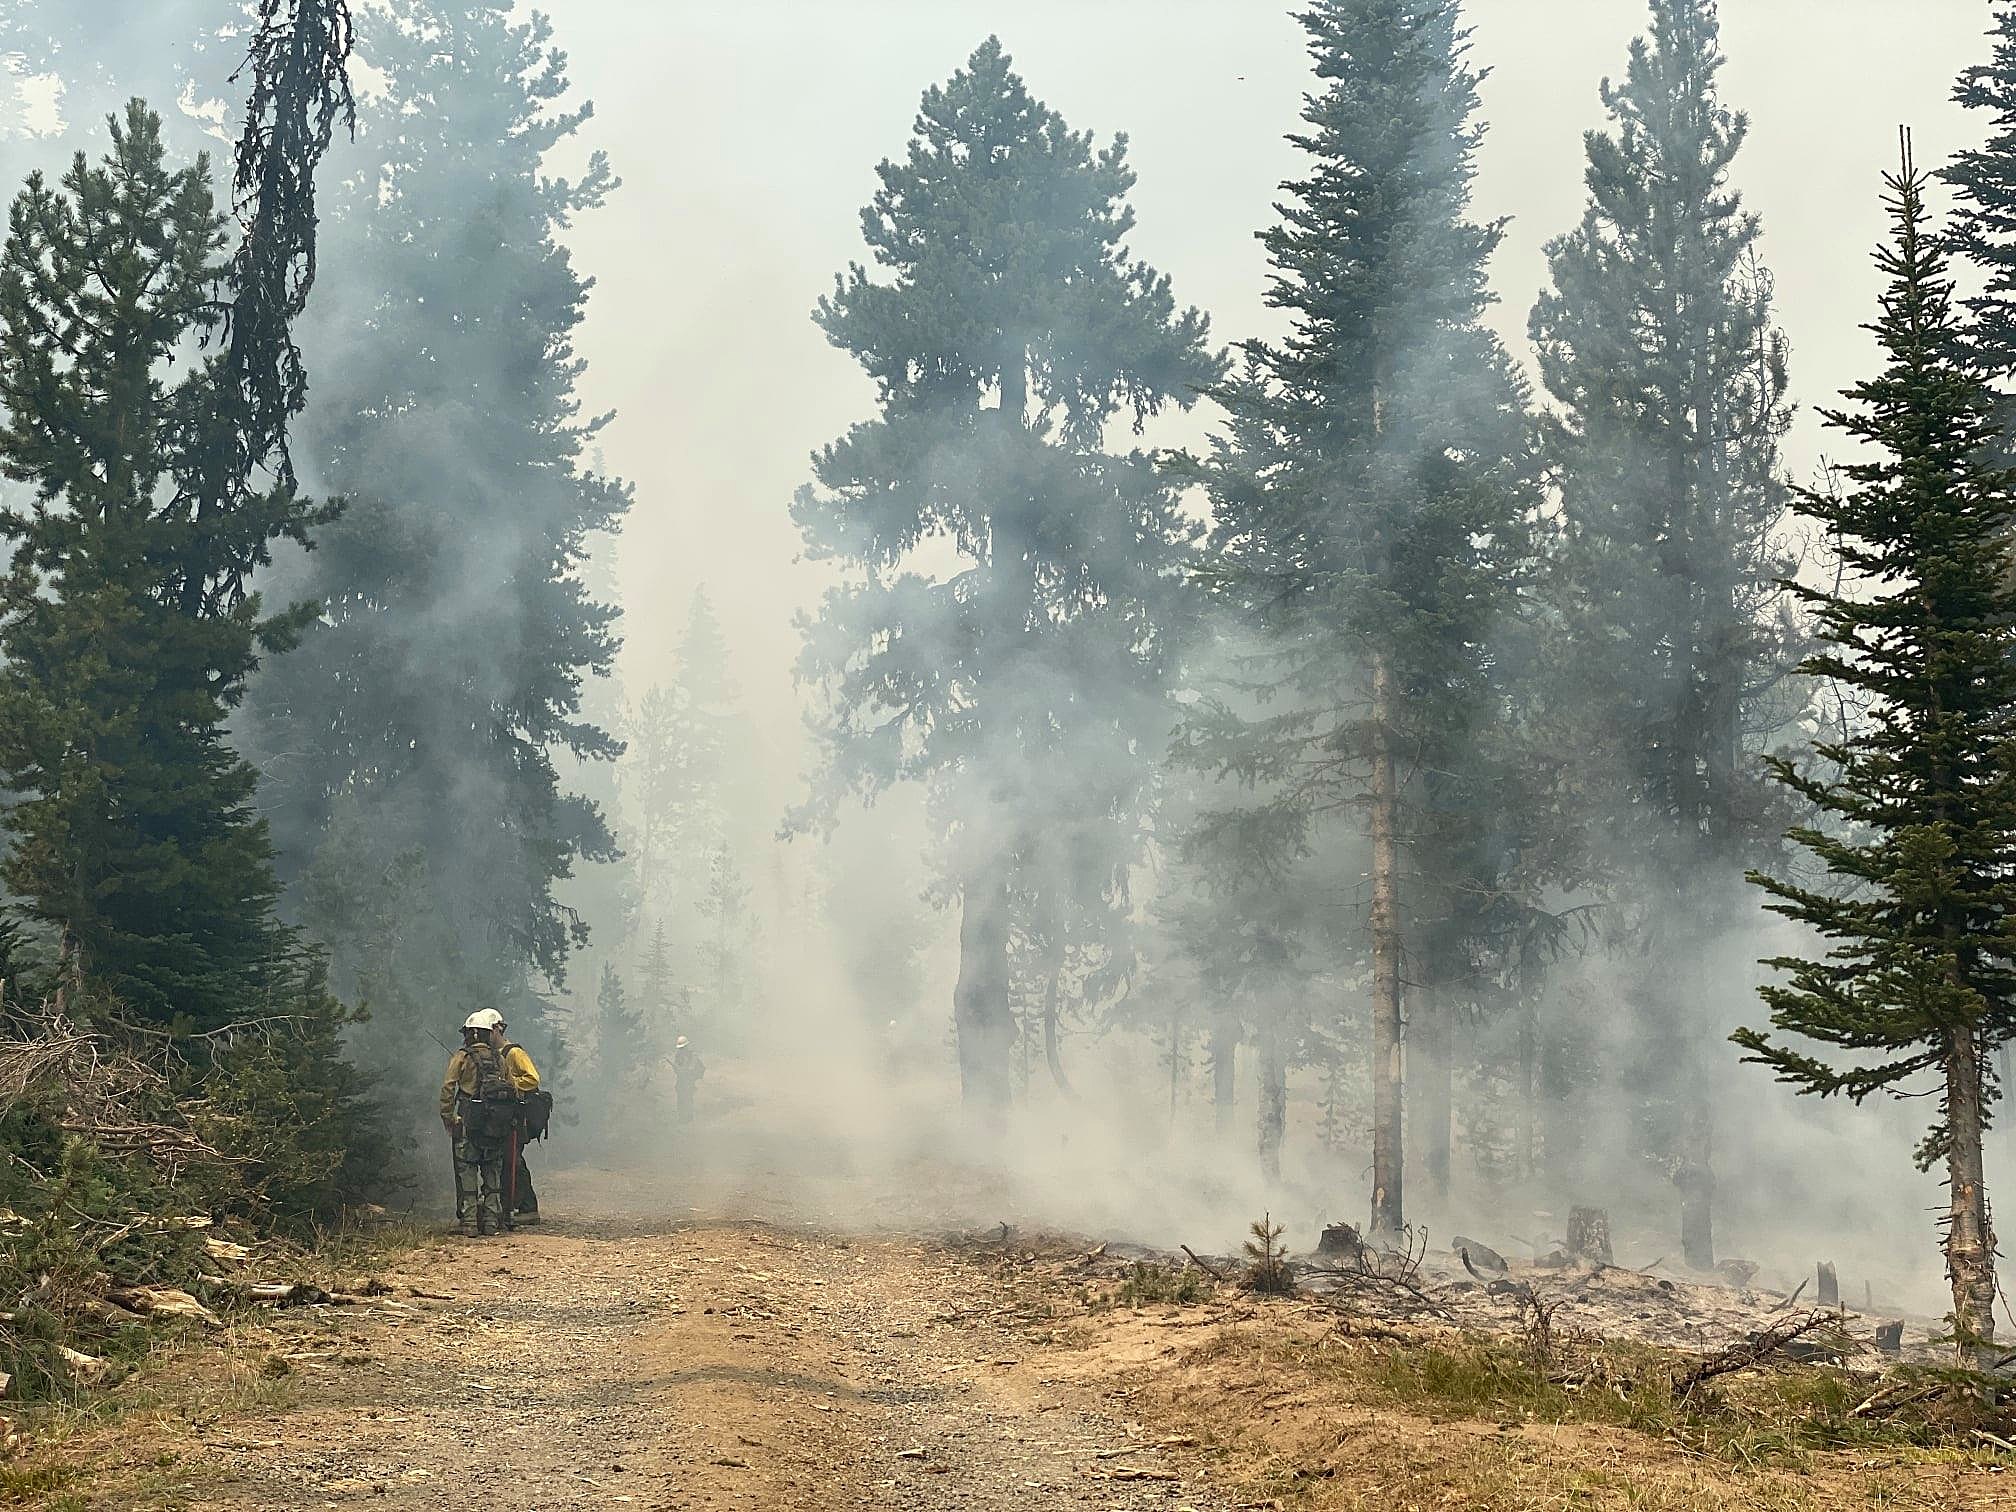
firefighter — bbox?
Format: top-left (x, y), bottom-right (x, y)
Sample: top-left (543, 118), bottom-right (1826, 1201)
top-left (439, 1010), bottom-right (514, 1236)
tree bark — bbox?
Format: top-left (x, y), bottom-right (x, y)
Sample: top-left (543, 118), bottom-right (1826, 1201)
top-left (1369, 652), bottom-right (1404, 1237)
top-left (1408, 986), bottom-right (1451, 1207)
top-left (1210, 1017), bottom-right (1237, 1134)
top-left (1943, 1025), bottom-right (1998, 1364)
top-left (953, 857), bottom-right (1015, 1119)
top-left (1257, 1021), bottom-right (1286, 1183)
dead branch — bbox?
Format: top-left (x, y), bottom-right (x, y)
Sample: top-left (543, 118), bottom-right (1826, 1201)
top-left (1670, 1310), bottom-right (1843, 1400)
top-left (1180, 1246), bottom-right (1229, 1283)
top-left (1304, 1226), bottom-right (1457, 1321)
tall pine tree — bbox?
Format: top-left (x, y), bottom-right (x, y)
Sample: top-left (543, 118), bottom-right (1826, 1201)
top-left (1735, 144), bottom-right (2016, 1361)
top-left (1183, 0), bottom-right (1531, 1232)
top-left (1528, 0), bottom-right (1796, 1260)
top-left (792, 38), bottom-right (1220, 1119)
top-left (245, 0), bottom-right (626, 1088)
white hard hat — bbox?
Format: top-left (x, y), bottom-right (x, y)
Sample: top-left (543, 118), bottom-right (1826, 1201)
top-left (462, 1008), bottom-right (505, 1032)
top-left (675, 1036), bottom-right (690, 1049)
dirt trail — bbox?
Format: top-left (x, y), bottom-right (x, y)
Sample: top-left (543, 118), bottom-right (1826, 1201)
top-left (153, 1215), bottom-right (1231, 1511)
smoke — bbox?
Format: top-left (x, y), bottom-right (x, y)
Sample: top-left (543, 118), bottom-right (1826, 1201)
top-left (0, 1), bottom-right (2003, 1318)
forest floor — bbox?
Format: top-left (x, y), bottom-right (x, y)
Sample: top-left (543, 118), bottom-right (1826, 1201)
top-left (6, 1164), bottom-right (2013, 1511)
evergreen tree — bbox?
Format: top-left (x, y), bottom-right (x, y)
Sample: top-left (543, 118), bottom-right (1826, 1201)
top-left (594, 962), bottom-right (641, 1078)
top-left (792, 38), bottom-right (1220, 1120)
top-left (1527, 0), bottom-right (1796, 1258)
top-left (0, 90), bottom-right (378, 1221)
top-left (1949, 1), bottom-right (2016, 407)
top-left (1735, 145), bottom-right (2016, 1362)
top-left (622, 589), bottom-right (734, 919)
top-left (1183, 0), bottom-right (1531, 1232)
top-left (693, 845), bottom-right (756, 1044)
top-left (635, 919), bottom-right (679, 1045)
top-left (0, 102), bottom-right (326, 1025)
top-left (244, 0), bottom-right (626, 1085)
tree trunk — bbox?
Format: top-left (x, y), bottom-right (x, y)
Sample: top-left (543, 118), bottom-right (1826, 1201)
top-left (1676, 1159), bottom-right (1716, 1271)
top-left (1369, 652), bottom-right (1404, 1237)
top-left (1516, 997), bottom-right (1537, 1180)
top-left (1943, 1026), bottom-right (1998, 1364)
top-left (1210, 1017), bottom-right (1237, 1134)
top-left (1042, 963), bottom-right (1073, 1099)
top-left (1257, 1021), bottom-right (1286, 1183)
top-left (1408, 986), bottom-right (1451, 1207)
top-left (1678, 1100), bottom-right (1716, 1270)
top-left (953, 857), bottom-right (1014, 1119)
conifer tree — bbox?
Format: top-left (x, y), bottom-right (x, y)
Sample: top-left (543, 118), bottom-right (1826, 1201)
top-left (1735, 144), bottom-right (2016, 1362)
top-left (0, 103), bottom-right (324, 1025)
top-left (1184, 0), bottom-right (1531, 1231)
top-left (245, 0), bottom-right (626, 1081)
top-left (623, 590), bottom-right (735, 919)
top-left (1949, 1), bottom-right (2016, 406)
top-left (792, 38), bottom-right (1220, 1119)
top-left (1528, 0), bottom-right (1796, 1256)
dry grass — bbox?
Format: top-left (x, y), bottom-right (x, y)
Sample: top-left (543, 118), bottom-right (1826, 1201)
top-left (1070, 1308), bottom-right (2016, 1511)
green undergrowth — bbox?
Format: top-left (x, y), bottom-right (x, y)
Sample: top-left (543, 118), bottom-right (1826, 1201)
top-left (1082, 1261), bottom-right (1212, 1310)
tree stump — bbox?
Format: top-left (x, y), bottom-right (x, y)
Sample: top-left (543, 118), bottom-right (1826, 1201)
top-left (1566, 1205), bottom-right (1613, 1266)
top-left (1316, 1223), bottom-right (1364, 1263)
top-left (1875, 1320), bottom-right (1904, 1354)
top-left (1816, 1261), bottom-right (1839, 1308)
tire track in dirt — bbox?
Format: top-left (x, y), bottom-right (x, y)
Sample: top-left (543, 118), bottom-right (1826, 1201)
top-left (165, 1216), bottom-right (1233, 1511)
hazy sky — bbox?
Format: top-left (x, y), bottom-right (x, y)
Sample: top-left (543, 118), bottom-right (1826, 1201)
top-left (548, 0), bottom-right (1995, 808)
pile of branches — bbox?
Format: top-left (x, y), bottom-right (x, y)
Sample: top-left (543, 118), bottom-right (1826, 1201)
top-left (0, 1010), bottom-right (242, 1178)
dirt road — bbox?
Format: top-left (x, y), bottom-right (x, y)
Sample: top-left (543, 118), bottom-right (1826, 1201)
top-left (37, 1156), bottom-right (2013, 1512)
top-left (136, 1215), bottom-right (1231, 1511)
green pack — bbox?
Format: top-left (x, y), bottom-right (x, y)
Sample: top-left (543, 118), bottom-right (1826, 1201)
top-left (460, 1041), bottom-right (517, 1140)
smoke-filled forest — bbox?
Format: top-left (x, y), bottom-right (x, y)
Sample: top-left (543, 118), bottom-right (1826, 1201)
top-left (9, 3), bottom-right (2016, 1505)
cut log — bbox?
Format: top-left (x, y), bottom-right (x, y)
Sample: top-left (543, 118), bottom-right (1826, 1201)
top-left (107, 1286), bottom-right (221, 1327)
top-left (55, 1346), bottom-right (107, 1385)
top-left (1450, 1236), bottom-right (1508, 1274)
top-left (1816, 1262), bottom-right (1839, 1308)
top-left (1566, 1206), bottom-right (1613, 1266)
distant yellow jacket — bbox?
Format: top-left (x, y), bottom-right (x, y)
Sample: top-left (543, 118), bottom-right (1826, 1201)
top-left (438, 1041), bottom-right (541, 1124)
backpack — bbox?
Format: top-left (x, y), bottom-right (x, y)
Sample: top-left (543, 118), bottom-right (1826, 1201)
top-left (460, 1041), bottom-right (518, 1140)
top-left (518, 1087), bottom-right (555, 1141)
top-left (496, 1041), bottom-right (553, 1141)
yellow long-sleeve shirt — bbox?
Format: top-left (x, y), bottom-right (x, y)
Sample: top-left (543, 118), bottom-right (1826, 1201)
top-left (439, 1042), bottom-right (541, 1124)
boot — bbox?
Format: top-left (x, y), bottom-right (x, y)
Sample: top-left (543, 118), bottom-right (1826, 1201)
top-left (476, 1211), bottom-right (497, 1237)
top-left (459, 1217), bottom-right (478, 1237)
